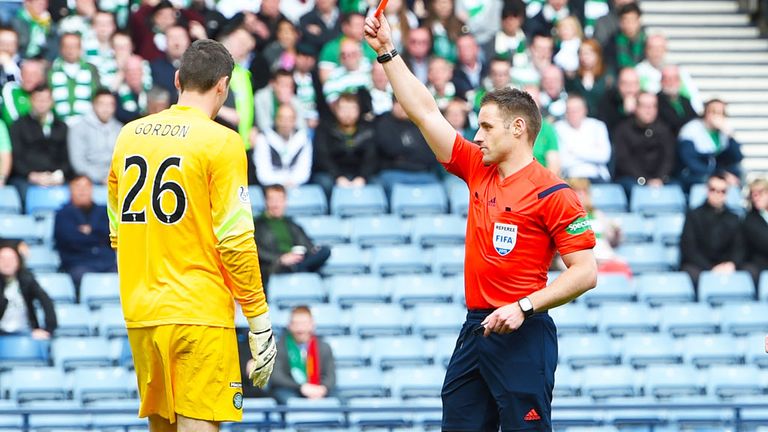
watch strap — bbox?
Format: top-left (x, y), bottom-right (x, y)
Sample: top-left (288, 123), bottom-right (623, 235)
top-left (376, 48), bottom-right (399, 64)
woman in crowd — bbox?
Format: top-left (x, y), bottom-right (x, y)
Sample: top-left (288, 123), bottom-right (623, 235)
top-left (0, 244), bottom-right (57, 338)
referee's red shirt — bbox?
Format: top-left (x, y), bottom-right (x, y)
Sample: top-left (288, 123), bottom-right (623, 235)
top-left (443, 133), bottom-right (597, 309)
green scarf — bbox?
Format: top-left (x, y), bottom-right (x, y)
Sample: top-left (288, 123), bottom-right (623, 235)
top-left (286, 333), bottom-right (321, 385)
top-left (615, 32), bottom-right (646, 68)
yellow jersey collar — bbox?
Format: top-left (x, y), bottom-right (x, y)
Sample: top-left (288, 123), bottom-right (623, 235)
top-left (170, 104), bottom-right (210, 120)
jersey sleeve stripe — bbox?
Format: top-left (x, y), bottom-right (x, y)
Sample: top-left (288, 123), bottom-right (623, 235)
top-left (537, 183), bottom-right (570, 200)
top-left (215, 207), bottom-right (253, 241)
top-left (107, 206), bottom-right (118, 231)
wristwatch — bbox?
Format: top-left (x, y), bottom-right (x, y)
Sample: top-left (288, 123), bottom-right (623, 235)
top-left (518, 297), bottom-right (535, 319)
top-left (376, 48), bottom-right (399, 64)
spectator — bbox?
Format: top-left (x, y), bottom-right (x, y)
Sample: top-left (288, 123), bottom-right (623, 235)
top-left (612, 92), bottom-right (676, 197)
top-left (370, 62), bottom-right (393, 116)
top-left (67, 89), bottom-right (121, 184)
top-left (525, 0), bottom-right (572, 39)
top-left (605, 2), bottom-right (645, 71)
top-left (484, 0), bottom-right (527, 68)
top-left (293, 43), bottom-right (321, 128)
top-left (402, 26), bottom-right (432, 85)
top-left (114, 55), bottom-right (150, 123)
top-left (597, 66), bottom-right (640, 131)
top-left (254, 104), bottom-right (313, 187)
top-left (263, 19), bottom-right (300, 72)
top-left (322, 37), bottom-right (372, 104)
top-left (553, 16), bottom-right (583, 75)
top-left (104, 31), bottom-right (153, 93)
top-left (221, 26), bottom-right (258, 149)
top-left (512, 32), bottom-right (554, 86)
top-left (656, 64), bottom-right (698, 136)
top-left (555, 94), bottom-right (611, 181)
top-left (318, 13), bottom-right (376, 82)
top-left (427, 56), bottom-right (457, 110)
top-left (565, 39), bottom-right (611, 117)
top-left (680, 173), bottom-right (745, 290)
top-left (539, 64), bottom-right (568, 121)
top-left (311, 93), bottom-right (376, 195)
top-left (0, 244), bottom-right (57, 338)
top-left (455, 0), bottom-right (501, 46)
top-left (9, 85), bottom-right (70, 202)
top-left (472, 58), bottom-right (513, 112)
top-left (374, 98), bottom-right (440, 194)
top-left (255, 69), bottom-right (309, 134)
top-left (677, 99), bottom-right (743, 190)
top-left (452, 33), bottom-right (487, 100)
top-left (48, 32), bottom-right (100, 124)
top-left (425, 0), bottom-right (466, 62)
top-left (298, 0), bottom-right (342, 56)
top-left (269, 306), bottom-right (336, 404)
top-left (254, 184), bottom-right (331, 283)
top-left (54, 175), bottom-right (116, 295)
top-left (635, 34), bottom-right (703, 113)
top-left (1, 58), bottom-right (45, 126)
top-left (524, 84), bottom-right (560, 176)
top-left (254, 0), bottom-right (290, 47)
top-left (130, 0), bottom-right (203, 62)
top-left (84, 10), bottom-right (117, 87)
top-left (57, 0), bottom-right (98, 54)
top-left (443, 97), bottom-right (474, 137)
top-left (150, 25), bottom-right (191, 104)
top-left (280, 0), bottom-right (315, 24)
top-left (743, 178), bottom-right (768, 287)
top-left (379, 0), bottom-right (418, 52)
top-left (593, 0), bottom-right (635, 47)
top-left (0, 27), bottom-right (21, 87)
top-left (146, 86), bottom-right (171, 115)
top-left (12, 0), bottom-right (55, 59)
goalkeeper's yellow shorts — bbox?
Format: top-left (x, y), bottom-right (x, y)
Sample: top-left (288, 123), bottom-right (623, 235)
top-left (127, 324), bottom-right (244, 423)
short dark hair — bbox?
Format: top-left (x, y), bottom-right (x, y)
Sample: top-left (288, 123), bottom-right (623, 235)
top-left (709, 172), bottom-right (728, 183)
top-left (341, 12), bottom-right (364, 26)
top-left (262, 184), bottom-right (286, 197)
top-left (617, 2), bottom-right (642, 17)
top-left (60, 32), bottom-right (81, 43)
top-left (337, 92), bottom-right (360, 106)
top-left (704, 98), bottom-right (726, 114)
top-left (30, 84), bottom-right (51, 95)
top-left (178, 39), bottom-right (234, 92)
top-left (69, 174), bottom-right (92, 184)
top-left (480, 88), bottom-right (542, 145)
top-left (92, 87), bottom-right (114, 101)
top-left (291, 305), bottom-right (312, 317)
top-left (502, 0), bottom-right (526, 19)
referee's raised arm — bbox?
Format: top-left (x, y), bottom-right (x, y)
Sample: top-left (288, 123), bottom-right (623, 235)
top-left (364, 15), bottom-right (456, 163)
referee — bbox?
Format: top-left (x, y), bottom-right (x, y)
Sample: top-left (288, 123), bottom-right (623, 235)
top-left (365, 16), bottom-right (598, 431)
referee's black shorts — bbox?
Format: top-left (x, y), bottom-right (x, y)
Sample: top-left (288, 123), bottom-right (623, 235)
top-left (441, 309), bottom-right (558, 431)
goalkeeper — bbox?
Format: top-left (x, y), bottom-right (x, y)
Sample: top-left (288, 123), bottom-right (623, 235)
top-left (107, 39), bottom-right (275, 432)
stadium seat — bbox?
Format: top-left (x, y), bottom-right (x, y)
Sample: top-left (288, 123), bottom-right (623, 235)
top-left (0, 214), bottom-right (42, 244)
top-left (80, 272), bottom-right (121, 308)
top-left (0, 336), bottom-right (50, 369)
top-left (707, 365), bottom-right (765, 398)
top-left (431, 335), bottom-right (457, 367)
top-left (760, 270), bottom-right (768, 302)
top-left (53, 337), bottom-right (113, 371)
top-left (91, 184), bottom-right (108, 206)
top-left (609, 213), bottom-right (654, 244)
top-left (431, 245), bottom-right (465, 276)
top-left (4, 367), bottom-right (68, 402)
top-left (653, 213), bottom-right (685, 246)
top-left (683, 334), bottom-right (745, 368)
top-left (579, 273), bottom-right (635, 306)
top-left (349, 215), bottom-right (410, 247)
top-left (71, 366), bottom-right (136, 402)
top-left (390, 183), bottom-right (448, 216)
top-left (247, 185), bottom-right (266, 214)
top-left (0, 186), bottom-right (21, 214)
top-left (720, 302), bottom-right (768, 335)
top-left (286, 184), bottom-right (328, 216)
top-left (410, 397), bottom-right (442, 429)
top-left (350, 303), bottom-right (411, 337)
top-left (636, 272), bottom-right (695, 306)
top-left (326, 274), bottom-right (389, 307)
top-left (237, 398), bottom-right (279, 430)
top-left (268, 272), bottom-right (326, 309)
top-left (615, 243), bottom-right (671, 274)
top-left (325, 335), bottom-right (371, 367)
top-left (388, 365), bottom-right (446, 399)
top-left (96, 304), bottom-right (127, 338)
top-left (330, 185), bottom-right (387, 217)
top-left (0, 399), bottom-right (21, 428)
top-left (24, 245), bottom-right (61, 272)
top-left (284, 397), bottom-right (345, 429)
top-left (372, 245), bottom-right (431, 276)
top-left (621, 334), bottom-right (683, 367)
top-left (310, 303), bottom-right (350, 336)
top-left (114, 337), bottom-right (134, 368)
top-left (745, 333), bottom-right (768, 368)
top-left (293, 215), bottom-right (351, 245)
top-left (558, 334), bottom-right (620, 368)
top-left (689, 183), bottom-right (743, 214)
top-left (411, 214), bottom-right (466, 247)
top-left (660, 303), bottom-right (720, 336)
top-left (448, 183), bottom-right (469, 216)
top-left (629, 184), bottom-right (686, 215)
top-left (335, 367), bottom-right (388, 398)
top-left (27, 400), bottom-right (92, 430)
top-left (370, 336), bottom-right (433, 370)
top-left (580, 365), bottom-right (639, 398)
top-left (698, 270), bottom-right (755, 305)
top-left (590, 183), bottom-right (627, 213)
top-left (598, 303), bottom-right (659, 336)
top-left (548, 303), bottom-right (598, 335)
top-left (320, 244), bottom-right (371, 276)
top-left (88, 398), bottom-right (146, 429)
top-left (553, 366), bottom-right (582, 398)
top-left (25, 185), bottom-right (69, 215)
top-left (35, 272), bottom-right (76, 304)
top-left (387, 274), bottom-right (453, 306)
top-left (347, 397), bottom-right (413, 429)
top-left (411, 304), bottom-right (465, 337)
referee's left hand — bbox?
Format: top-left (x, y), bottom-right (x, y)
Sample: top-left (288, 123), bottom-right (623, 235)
top-left (481, 303), bottom-right (525, 337)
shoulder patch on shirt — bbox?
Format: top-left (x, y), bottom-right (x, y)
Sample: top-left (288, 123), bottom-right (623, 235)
top-left (493, 222), bottom-right (518, 256)
top-left (537, 183), bottom-right (570, 200)
top-left (237, 186), bottom-right (250, 204)
top-left (566, 217), bottom-right (592, 235)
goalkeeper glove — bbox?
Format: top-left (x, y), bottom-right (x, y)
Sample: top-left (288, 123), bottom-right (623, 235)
top-left (247, 312), bottom-right (277, 388)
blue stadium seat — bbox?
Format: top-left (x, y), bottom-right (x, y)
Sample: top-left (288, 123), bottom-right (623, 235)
top-left (720, 302), bottom-right (768, 335)
top-left (590, 183), bottom-right (627, 213)
top-left (71, 366), bottom-right (136, 402)
top-left (388, 365), bottom-right (445, 399)
top-left (410, 214), bottom-right (466, 247)
top-left (114, 337), bottom-right (134, 369)
top-left (653, 213), bottom-right (685, 246)
top-left (310, 303), bottom-right (350, 336)
top-left (80, 272), bottom-right (121, 308)
top-left (96, 304), bottom-right (127, 338)
top-left (744, 333), bottom-right (768, 368)
top-left (0, 336), bottom-right (49, 369)
top-left (390, 183), bottom-right (448, 216)
top-left (347, 397), bottom-right (413, 429)
top-left (372, 245), bottom-right (431, 276)
top-left (553, 366), bottom-right (582, 398)
top-left (682, 334), bottom-right (745, 367)
top-left (0, 186), bottom-right (21, 214)
top-left (4, 367), bottom-right (68, 402)
top-left (53, 337), bottom-right (113, 371)
top-left (598, 303), bottom-right (659, 337)
top-left (247, 185), bottom-right (266, 214)
top-left (325, 335), bottom-right (370, 367)
top-left (660, 303), bottom-right (719, 336)
top-left (0, 399), bottom-right (21, 428)
top-left (25, 186), bottom-right (70, 215)
top-left (689, 183), bottom-right (743, 214)
top-left (326, 274), bottom-right (389, 307)
top-left (371, 336), bottom-right (432, 370)
top-left (411, 397), bottom-right (443, 429)
top-left (630, 184), bottom-right (686, 215)
top-left (0, 214), bottom-right (42, 243)
top-left (27, 400), bottom-right (92, 430)
top-left (431, 245), bottom-right (464, 276)
top-left (293, 215), bottom-right (351, 245)
top-left (609, 213), bottom-right (654, 244)
top-left (268, 272), bottom-right (326, 309)
top-left (707, 365), bottom-right (764, 398)
top-left (35, 272), bottom-right (76, 304)
top-left (621, 334), bottom-right (683, 367)
top-left (548, 303), bottom-right (598, 335)
top-left (349, 215), bottom-right (410, 247)
top-left (330, 185), bottom-right (388, 217)
top-left (88, 398), bottom-right (145, 429)
top-left (615, 243), bottom-right (671, 274)
top-left (55, 303), bottom-right (93, 337)
top-left (335, 367), bottom-right (388, 398)
top-left (24, 245), bottom-right (60, 272)
top-left (760, 270), bottom-right (768, 302)
top-left (90, 184), bottom-right (108, 206)
top-left (448, 183), bottom-right (469, 216)
top-left (636, 272), bottom-right (695, 306)
top-left (320, 244), bottom-right (371, 276)
top-left (579, 273), bottom-right (635, 306)
top-left (285, 397), bottom-right (345, 429)
top-left (431, 335), bottom-right (457, 367)
top-left (237, 397), bottom-right (279, 430)
top-left (286, 184), bottom-right (328, 216)
top-left (698, 270), bottom-right (755, 305)
top-left (387, 274), bottom-right (453, 306)
top-left (558, 334), bottom-right (620, 368)
top-left (580, 365), bottom-right (639, 398)
top-left (350, 303), bottom-right (410, 337)
top-left (411, 304), bottom-right (465, 337)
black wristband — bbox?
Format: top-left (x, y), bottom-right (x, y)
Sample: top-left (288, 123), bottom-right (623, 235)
top-left (376, 48), bottom-right (398, 64)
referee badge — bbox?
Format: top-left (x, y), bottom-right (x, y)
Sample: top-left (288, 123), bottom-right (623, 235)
top-left (493, 222), bottom-right (517, 256)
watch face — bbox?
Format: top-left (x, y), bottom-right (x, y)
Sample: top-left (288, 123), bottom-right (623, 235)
top-left (520, 297), bottom-right (533, 312)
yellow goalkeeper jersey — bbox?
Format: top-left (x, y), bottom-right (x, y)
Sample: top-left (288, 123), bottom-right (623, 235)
top-left (107, 104), bottom-right (267, 329)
